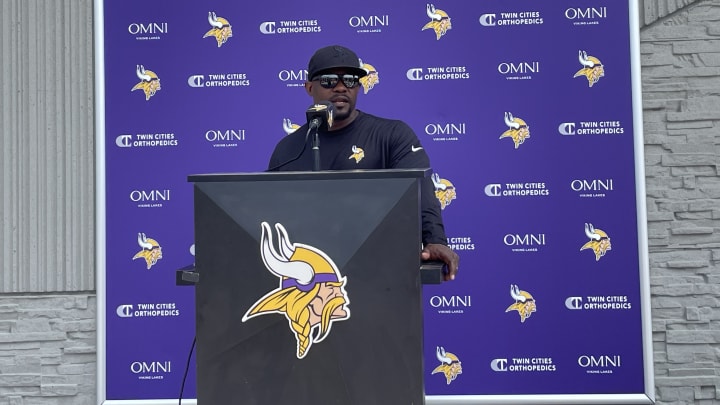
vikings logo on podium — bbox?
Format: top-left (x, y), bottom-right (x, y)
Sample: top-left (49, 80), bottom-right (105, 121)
top-left (431, 346), bottom-right (462, 384)
top-left (243, 222), bottom-right (350, 359)
top-left (580, 223), bottom-right (612, 261)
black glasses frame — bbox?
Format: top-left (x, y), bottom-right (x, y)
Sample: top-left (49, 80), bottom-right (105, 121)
top-left (313, 74), bottom-right (360, 89)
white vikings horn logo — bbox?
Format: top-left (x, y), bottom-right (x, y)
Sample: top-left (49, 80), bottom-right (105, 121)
top-left (243, 222), bottom-right (350, 359)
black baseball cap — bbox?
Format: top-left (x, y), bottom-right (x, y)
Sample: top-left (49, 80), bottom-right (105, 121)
top-left (307, 45), bottom-right (369, 81)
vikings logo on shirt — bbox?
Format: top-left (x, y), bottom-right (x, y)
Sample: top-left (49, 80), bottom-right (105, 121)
top-left (580, 223), bottom-right (612, 261)
top-left (574, 50), bottom-right (604, 87)
top-left (348, 145), bottom-right (365, 163)
top-left (431, 346), bottom-right (462, 385)
top-left (499, 112), bottom-right (530, 149)
top-left (358, 59), bottom-right (379, 94)
top-left (505, 284), bottom-right (536, 323)
top-left (282, 118), bottom-right (300, 135)
top-left (131, 65), bottom-right (161, 101)
top-left (422, 4), bottom-right (452, 40)
top-left (132, 232), bottom-right (163, 270)
top-left (243, 222), bottom-right (351, 359)
top-left (203, 12), bottom-right (233, 47)
top-left (431, 173), bottom-right (456, 210)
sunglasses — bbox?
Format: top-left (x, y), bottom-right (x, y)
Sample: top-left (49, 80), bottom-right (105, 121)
top-left (313, 74), bottom-right (360, 89)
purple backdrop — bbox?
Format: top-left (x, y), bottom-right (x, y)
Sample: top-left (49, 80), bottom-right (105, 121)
top-left (98, 0), bottom-right (651, 403)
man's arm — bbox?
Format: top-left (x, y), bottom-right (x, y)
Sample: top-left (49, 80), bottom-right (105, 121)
top-left (387, 121), bottom-right (460, 280)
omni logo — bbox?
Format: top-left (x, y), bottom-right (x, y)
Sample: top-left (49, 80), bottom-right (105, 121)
top-left (278, 69), bottom-right (307, 81)
top-left (130, 361), bottom-right (171, 374)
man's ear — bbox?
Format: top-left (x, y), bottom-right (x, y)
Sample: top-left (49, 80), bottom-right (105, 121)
top-left (304, 81), bottom-right (313, 95)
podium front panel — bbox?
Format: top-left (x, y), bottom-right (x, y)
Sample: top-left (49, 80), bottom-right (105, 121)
top-left (192, 172), bottom-right (424, 405)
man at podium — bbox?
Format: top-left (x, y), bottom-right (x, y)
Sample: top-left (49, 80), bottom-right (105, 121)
top-left (268, 44), bottom-right (459, 281)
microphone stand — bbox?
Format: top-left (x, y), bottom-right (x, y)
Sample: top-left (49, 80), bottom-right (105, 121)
top-left (310, 118), bottom-right (321, 171)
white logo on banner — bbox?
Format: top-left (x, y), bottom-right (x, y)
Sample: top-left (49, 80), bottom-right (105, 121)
top-left (479, 11), bottom-right (543, 26)
top-left (259, 20), bottom-right (321, 34)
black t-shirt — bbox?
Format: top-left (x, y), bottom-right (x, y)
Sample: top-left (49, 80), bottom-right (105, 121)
top-left (268, 111), bottom-right (448, 246)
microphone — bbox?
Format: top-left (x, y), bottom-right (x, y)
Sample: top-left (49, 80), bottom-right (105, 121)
top-left (306, 101), bottom-right (335, 132)
top-left (266, 102), bottom-right (336, 172)
top-left (305, 101), bottom-right (335, 171)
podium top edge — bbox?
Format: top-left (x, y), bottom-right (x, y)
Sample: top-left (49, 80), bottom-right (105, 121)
top-left (187, 168), bottom-right (430, 183)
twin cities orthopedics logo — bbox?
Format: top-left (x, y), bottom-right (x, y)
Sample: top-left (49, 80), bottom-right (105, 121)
top-left (570, 178), bottom-right (614, 198)
top-left (188, 72), bottom-right (250, 88)
top-left (428, 294), bottom-right (471, 315)
top-left (129, 360), bottom-right (171, 381)
top-left (132, 233), bottom-right (163, 270)
top-left (491, 357), bottom-right (556, 372)
top-left (431, 347), bottom-right (462, 385)
top-left (116, 302), bottom-right (180, 318)
top-left (499, 112), bottom-right (530, 149)
top-left (422, 4), bottom-right (452, 40)
top-left (505, 284), bottom-right (536, 323)
top-left (504, 233), bottom-right (546, 253)
top-left (565, 295), bottom-right (632, 311)
top-left (131, 65), bottom-right (161, 101)
top-left (115, 133), bottom-right (178, 148)
top-left (479, 10), bottom-right (544, 27)
top-left (203, 11), bottom-right (232, 47)
top-left (406, 66), bottom-right (469, 81)
top-left (259, 18), bottom-right (322, 34)
top-left (348, 14), bottom-right (389, 34)
top-left (564, 6), bottom-right (608, 26)
top-left (242, 222), bottom-right (350, 360)
top-left (431, 173), bottom-right (457, 210)
top-left (580, 223), bottom-right (612, 261)
top-left (573, 50), bottom-right (605, 87)
top-left (497, 61), bottom-right (540, 81)
top-left (484, 182), bottom-right (550, 197)
top-left (129, 188), bottom-right (171, 208)
top-left (424, 122), bottom-right (465, 142)
top-left (446, 236), bottom-right (475, 251)
top-left (559, 120), bottom-right (625, 136)
top-left (127, 22), bottom-right (168, 41)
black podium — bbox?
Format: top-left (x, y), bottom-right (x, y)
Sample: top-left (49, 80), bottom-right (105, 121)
top-left (188, 169), bottom-right (428, 405)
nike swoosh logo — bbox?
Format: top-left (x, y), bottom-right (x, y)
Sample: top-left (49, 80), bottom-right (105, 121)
top-left (411, 145), bottom-right (423, 152)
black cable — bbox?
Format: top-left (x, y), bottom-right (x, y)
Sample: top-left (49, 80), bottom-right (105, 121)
top-left (178, 336), bottom-right (196, 405)
top-left (266, 126), bottom-right (312, 172)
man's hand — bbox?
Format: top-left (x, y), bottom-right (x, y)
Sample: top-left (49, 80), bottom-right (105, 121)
top-left (421, 243), bottom-right (459, 281)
